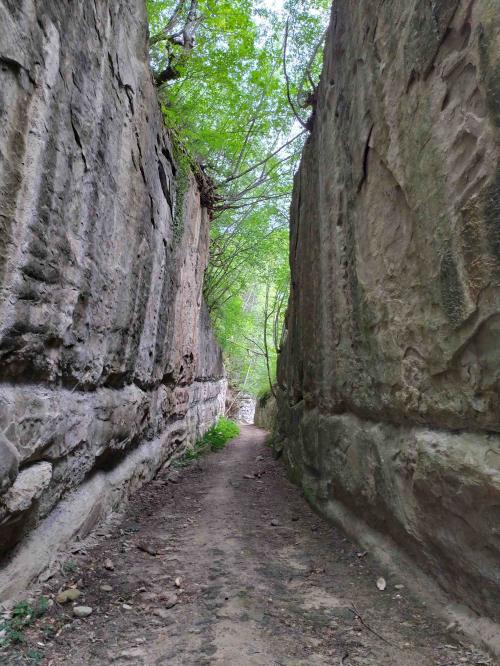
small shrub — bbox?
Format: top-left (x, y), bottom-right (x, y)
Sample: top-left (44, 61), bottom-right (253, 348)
top-left (257, 389), bottom-right (272, 408)
top-left (172, 418), bottom-right (240, 467)
top-left (203, 417), bottom-right (240, 451)
top-left (27, 649), bottom-right (44, 663)
top-left (0, 597), bottom-right (50, 648)
top-left (62, 560), bottom-right (77, 574)
top-left (4, 629), bottom-right (24, 645)
top-left (41, 624), bottom-right (56, 638)
top-left (34, 597), bottom-right (49, 618)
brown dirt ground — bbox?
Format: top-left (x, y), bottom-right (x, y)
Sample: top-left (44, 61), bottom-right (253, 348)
top-left (1, 425), bottom-right (494, 665)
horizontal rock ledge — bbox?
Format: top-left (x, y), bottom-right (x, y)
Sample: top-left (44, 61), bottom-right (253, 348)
top-left (0, 397), bottom-right (225, 602)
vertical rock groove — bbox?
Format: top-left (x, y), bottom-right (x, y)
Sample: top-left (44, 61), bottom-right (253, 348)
top-left (277, 0), bottom-right (500, 627)
top-left (0, 0), bottom-right (226, 598)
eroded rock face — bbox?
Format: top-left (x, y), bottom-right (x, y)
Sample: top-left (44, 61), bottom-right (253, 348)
top-left (278, 0), bottom-right (500, 624)
top-left (254, 393), bottom-right (277, 433)
top-left (1, 462), bottom-right (52, 516)
top-left (0, 0), bottom-right (225, 592)
top-left (235, 394), bottom-right (256, 425)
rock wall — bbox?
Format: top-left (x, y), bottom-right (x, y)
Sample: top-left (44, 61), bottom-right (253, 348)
top-left (235, 394), bottom-right (256, 425)
top-left (278, 0), bottom-right (500, 630)
top-left (0, 0), bottom-right (225, 598)
top-left (254, 392), bottom-right (277, 432)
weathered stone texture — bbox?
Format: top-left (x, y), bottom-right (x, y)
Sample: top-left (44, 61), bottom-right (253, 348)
top-left (278, 0), bottom-right (500, 625)
top-left (254, 392), bottom-right (277, 432)
top-left (0, 0), bottom-right (225, 590)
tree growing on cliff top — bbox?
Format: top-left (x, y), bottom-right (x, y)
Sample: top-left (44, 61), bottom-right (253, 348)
top-left (146, 0), bottom-right (330, 395)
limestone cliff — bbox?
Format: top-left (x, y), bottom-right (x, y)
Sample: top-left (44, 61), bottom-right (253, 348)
top-left (278, 0), bottom-right (500, 627)
top-left (0, 0), bottom-right (225, 598)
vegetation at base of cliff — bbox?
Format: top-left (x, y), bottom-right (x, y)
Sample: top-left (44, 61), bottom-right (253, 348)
top-left (0, 598), bottom-right (49, 648)
top-left (202, 417), bottom-right (241, 450)
top-left (146, 0), bottom-right (330, 395)
top-left (173, 418), bottom-right (240, 466)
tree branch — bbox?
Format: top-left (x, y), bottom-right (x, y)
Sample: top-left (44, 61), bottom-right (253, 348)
top-left (220, 130), bottom-right (306, 186)
top-left (150, 0), bottom-right (187, 46)
top-left (283, 18), bottom-right (308, 130)
top-left (152, 0), bottom-right (201, 87)
top-left (297, 29), bottom-right (327, 108)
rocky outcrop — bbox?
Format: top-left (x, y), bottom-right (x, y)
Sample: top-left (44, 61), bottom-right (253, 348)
top-left (278, 0), bottom-right (500, 637)
top-left (254, 392), bottom-right (277, 433)
top-left (0, 0), bottom-right (225, 597)
top-left (235, 394), bottom-right (256, 424)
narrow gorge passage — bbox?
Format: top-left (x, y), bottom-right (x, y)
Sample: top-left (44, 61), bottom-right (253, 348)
top-left (4, 427), bottom-right (488, 665)
top-left (2, 0), bottom-right (500, 662)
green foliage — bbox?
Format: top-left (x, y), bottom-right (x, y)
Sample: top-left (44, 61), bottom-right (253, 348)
top-left (173, 418), bottom-right (240, 466)
top-left (41, 625), bottom-right (56, 638)
top-left (34, 598), bottom-right (49, 618)
top-left (11, 601), bottom-right (31, 619)
top-left (146, 0), bottom-right (330, 395)
top-left (203, 417), bottom-right (240, 450)
top-left (27, 650), bottom-right (44, 663)
top-left (283, 0), bottom-right (332, 108)
top-left (258, 387), bottom-right (273, 407)
top-left (0, 597), bottom-right (49, 648)
top-left (212, 226), bottom-right (290, 396)
top-left (62, 559), bottom-right (78, 575)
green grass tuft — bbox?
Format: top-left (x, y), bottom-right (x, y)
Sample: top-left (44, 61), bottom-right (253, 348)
top-left (202, 417), bottom-right (240, 451)
top-left (173, 418), bottom-right (240, 467)
top-left (0, 597), bottom-right (50, 648)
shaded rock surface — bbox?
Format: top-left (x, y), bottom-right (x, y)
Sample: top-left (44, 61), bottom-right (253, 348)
top-left (277, 0), bottom-right (500, 631)
top-left (0, 0), bottom-right (225, 596)
top-left (254, 391), bottom-right (277, 433)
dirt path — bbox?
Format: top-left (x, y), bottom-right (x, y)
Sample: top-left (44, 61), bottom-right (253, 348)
top-left (2, 425), bottom-right (492, 665)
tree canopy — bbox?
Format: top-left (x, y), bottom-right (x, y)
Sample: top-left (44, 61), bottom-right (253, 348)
top-left (146, 0), bottom-right (330, 396)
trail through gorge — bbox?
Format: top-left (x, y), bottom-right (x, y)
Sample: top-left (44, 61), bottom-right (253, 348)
top-left (4, 427), bottom-right (491, 665)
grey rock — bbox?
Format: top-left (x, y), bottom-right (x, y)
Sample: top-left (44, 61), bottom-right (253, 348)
top-left (163, 593), bottom-right (178, 609)
top-left (73, 606), bottom-right (93, 618)
top-left (235, 395), bottom-right (256, 424)
top-left (0, 0), bottom-right (225, 591)
top-left (137, 542), bottom-right (158, 556)
top-left (104, 559), bottom-right (114, 571)
top-left (1, 462), bottom-right (52, 514)
top-left (254, 393), bottom-right (277, 433)
top-left (277, 0), bottom-right (500, 627)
